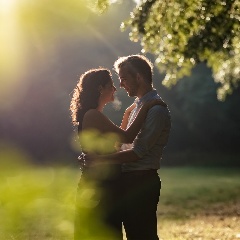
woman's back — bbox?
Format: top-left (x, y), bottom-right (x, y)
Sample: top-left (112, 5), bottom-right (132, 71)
top-left (79, 109), bottom-right (122, 183)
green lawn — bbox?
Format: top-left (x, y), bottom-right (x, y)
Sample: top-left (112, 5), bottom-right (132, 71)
top-left (0, 166), bottom-right (239, 240)
top-left (157, 167), bottom-right (240, 240)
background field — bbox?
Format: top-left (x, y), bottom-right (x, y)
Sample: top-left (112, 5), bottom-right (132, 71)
top-left (0, 166), bottom-right (239, 240)
top-left (1, 1), bottom-right (239, 239)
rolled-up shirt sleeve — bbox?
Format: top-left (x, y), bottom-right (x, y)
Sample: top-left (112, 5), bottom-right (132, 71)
top-left (132, 105), bottom-right (168, 158)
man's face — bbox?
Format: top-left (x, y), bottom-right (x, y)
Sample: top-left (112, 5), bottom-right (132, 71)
top-left (118, 66), bottom-right (139, 97)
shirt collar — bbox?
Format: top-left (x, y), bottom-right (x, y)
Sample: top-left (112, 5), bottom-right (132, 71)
top-left (135, 89), bottom-right (158, 107)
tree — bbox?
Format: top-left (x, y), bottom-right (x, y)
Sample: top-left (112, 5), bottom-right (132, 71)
top-left (95, 0), bottom-right (240, 101)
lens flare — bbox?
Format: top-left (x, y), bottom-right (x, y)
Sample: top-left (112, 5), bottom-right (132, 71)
top-left (0, 0), bottom-right (26, 109)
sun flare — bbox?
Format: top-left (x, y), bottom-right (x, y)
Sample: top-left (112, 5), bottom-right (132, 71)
top-left (0, 0), bottom-right (21, 73)
top-left (0, 0), bottom-right (16, 13)
top-left (0, 0), bottom-right (26, 108)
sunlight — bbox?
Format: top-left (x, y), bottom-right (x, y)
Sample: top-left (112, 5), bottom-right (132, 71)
top-left (0, 0), bottom-right (21, 70)
top-left (0, 0), bottom-right (20, 53)
top-left (133, 0), bottom-right (141, 5)
top-left (0, 0), bottom-right (16, 13)
top-left (0, 0), bottom-right (26, 109)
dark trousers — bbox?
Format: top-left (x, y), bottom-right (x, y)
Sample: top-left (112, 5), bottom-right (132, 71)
top-left (121, 170), bottom-right (161, 240)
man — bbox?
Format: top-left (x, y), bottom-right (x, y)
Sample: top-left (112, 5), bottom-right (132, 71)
top-left (80, 54), bottom-right (171, 239)
top-left (113, 54), bottom-right (171, 240)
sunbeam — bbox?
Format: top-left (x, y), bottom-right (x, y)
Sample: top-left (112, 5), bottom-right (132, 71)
top-left (0, 0), bottom-right (26, 108)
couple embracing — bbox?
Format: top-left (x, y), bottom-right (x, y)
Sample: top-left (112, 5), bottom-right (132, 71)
top-left (70, 54), bottom-right (171, 240)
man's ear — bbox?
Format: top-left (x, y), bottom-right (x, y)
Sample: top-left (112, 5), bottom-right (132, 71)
top-left (98, 85), bottom-right (103, 94)
top-left (136, 73), bottom-right (143, 82)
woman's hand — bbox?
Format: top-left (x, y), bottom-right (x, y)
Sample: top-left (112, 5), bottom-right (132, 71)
top-left (125, 102), bottom-right (136, 114)
top-left (121, 102), bottom-right (136, 130)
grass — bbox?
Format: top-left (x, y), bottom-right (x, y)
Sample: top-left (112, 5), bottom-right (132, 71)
top-left (157, 167), bottom-right (240, 239)
top-left (0, 166), bottom-right (239, 240)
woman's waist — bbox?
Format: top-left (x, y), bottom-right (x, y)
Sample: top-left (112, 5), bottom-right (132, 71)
top-left (82, 164), bottom-right (122, 181)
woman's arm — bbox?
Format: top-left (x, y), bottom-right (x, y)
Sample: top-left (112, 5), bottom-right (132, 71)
top-left (82, 99), bottom-right (166, 143)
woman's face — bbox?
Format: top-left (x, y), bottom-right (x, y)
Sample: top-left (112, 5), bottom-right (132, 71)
top-left (101, 79), bottom-right (117, 103)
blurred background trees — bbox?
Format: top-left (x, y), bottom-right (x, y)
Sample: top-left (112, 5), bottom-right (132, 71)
top-left (97, 0), bottom-right (240, 101)
top-left (0, 0), bottom-right (239, 166)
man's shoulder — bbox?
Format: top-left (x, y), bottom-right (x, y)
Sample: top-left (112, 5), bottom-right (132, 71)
top-left (149, 104), bottom-right (169, 114)
top-left (147, 105), bottom-right (171, 123)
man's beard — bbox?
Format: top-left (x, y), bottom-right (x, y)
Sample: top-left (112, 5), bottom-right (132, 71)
top-left (127, 89), bottom-right (137, 97)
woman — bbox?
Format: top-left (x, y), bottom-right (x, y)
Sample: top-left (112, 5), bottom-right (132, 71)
top-left (70, 68), bottom-right (160, 240)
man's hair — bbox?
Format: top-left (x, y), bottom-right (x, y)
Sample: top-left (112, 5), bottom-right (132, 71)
top-left (113, 54), bottom-right (153, 84)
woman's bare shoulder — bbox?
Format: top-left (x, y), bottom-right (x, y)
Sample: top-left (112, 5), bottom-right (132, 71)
top-left (83, 109), bottom-right (105, 120)
top-left (83, 109), bottom-right (107, 128)
top-left (84, 109), bottom-right (98, 116)
top-left (83, 109), bottom-right (117, 132)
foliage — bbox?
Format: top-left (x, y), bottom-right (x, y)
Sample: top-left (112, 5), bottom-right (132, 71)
top-left (0, 166), bottom-right (239, 239)
top-left (0, 166), bottom-right (76, 240)
top-left (151, 63), bottom-right (240, 159)
top-left (165, 64), bottom-right (240, 153)
top-left (0, 0), bottom-right (239, 164)
top-left (79, 129), bottom-right (120, 154)
top-left (95, 0), bottom-right (240, 101)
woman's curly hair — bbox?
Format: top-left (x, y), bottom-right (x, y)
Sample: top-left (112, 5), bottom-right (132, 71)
top-left (70, 68), bottom-right (112, 131)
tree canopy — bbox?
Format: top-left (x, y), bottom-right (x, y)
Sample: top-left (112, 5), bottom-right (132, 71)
top-left (0, 0), bottom-right (239, 165)
top-left (96, 0), bottom-right (240, 101)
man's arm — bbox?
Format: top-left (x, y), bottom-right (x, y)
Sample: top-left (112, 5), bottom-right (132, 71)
top-left (132, 105), bottom-right (169, 158)
top-left (97, 149), bottom-right (140, 164)
top-left (80, 149), bottom-right (140, 167)
top-left (80, 105), bottom-right (169, 167)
